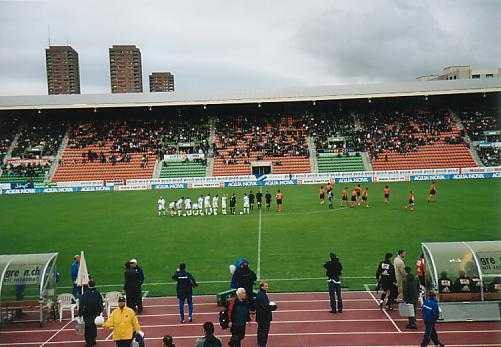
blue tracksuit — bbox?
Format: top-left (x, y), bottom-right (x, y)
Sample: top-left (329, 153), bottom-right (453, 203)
top-left (421, 297), bottom-right (443, 347)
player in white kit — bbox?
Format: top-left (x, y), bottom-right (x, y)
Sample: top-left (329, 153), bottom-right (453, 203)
top-left (184, 197), bottom-right (192, 216)
top-left (176, 197), bottom-right (184, 216)
top-left (169, 201), bottom-right (176, 216)
top-left (198, 195), bottom-right (204, 216)
top-left (204, 194), bottom-right (212, 215)
top-left (243, 194), bottom-right (250, 214)
top-left (157, 197), bottom-right (166, 216)
top-left (212, 195), bottom-right (219, 215)
top-left (192, 202), bottom-right (199, 216)
top-left (221, 194), bottom-right (227, 215)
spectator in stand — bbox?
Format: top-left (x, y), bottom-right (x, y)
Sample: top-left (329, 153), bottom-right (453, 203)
top-left (194, 321), bottom-right (222, 347)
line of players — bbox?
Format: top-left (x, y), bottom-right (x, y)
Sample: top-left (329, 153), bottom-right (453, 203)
top-left (319, 181), bottom-right (438, 210)
top-left (157, 190), bottom-right (285, 216)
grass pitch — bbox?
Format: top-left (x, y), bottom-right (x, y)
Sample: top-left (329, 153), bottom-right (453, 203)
top-left (0, 179), bottom-right (500, 296)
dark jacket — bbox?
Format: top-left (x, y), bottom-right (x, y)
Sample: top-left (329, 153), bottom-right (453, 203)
top-left (323, 258), bottom-right (342, 281)
top-left (194, 335), bottom-right (222, 347)
top-left (124, 268), bottom-right (141, 293)
top-left (231, 298), bottom-right (250, 327)
top-left (134, 266), bottom-right (144, 286)
top-left (403, 273), bottom-right (419, 304)
top-left (234, 266), bottom-right (257, 293)
top-left (78, 287), bottom-right (103, 318)
top-left (172, 270), bottom-right (198, 299)
top-left (376, 261), bottom-right (396, 287)
top-left (255, 288), bottom-right (272, 323)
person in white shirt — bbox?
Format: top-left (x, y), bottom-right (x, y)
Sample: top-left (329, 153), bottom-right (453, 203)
top-left (204, 194), bottom-right (212, 215)
top-left (192, 202), bottom-right (199, 216)
top-left (169, 201), bottom-right (176, 216)
top-left (157, 197), bottom-right (166, 216)
top-left (243, 194), bottom-right (250, 214)
top-left (176, 197), bottom-right (184, 216)
top-left (212, 195), bottom-right (219, 215)
top-left (221, 195), bottom-right (227, 215)
top-left (185, 197), bottom-right (192, 216)
top-left (198, 195), bottom-right (204, 216)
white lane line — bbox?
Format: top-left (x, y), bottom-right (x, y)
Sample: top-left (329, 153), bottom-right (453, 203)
top-left (257, 186), bottom-right (263, 281)
top-left (39, 318), bottom-right (74, 347)
top-left (105, 331), bottom-right (113, 341)
top-left (364, 284), bottom-right (402, 333)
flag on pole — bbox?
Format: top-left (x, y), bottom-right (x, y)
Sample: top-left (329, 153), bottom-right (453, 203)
top-left (75, 250), bottom-right (89, 294)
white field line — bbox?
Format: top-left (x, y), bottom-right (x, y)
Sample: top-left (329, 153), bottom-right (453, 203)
top-left (257, 186), bottom-right (263, 281)
top-left (0, 318), bottom-right (434, 334)
top-left (2, 331), bottom-right (500, 346)
top-left (364, 284), bottom-right (402, 333)
top-left (59, 277), bottom-right (374, 289)
top-left (39, 318), bottom-right (74, 347)
top-left (104, 331), bottom-right (113, 341)
top-left (141, 298), bottom-right (372, 307)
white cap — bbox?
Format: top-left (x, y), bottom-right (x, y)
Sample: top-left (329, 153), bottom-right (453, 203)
top-left (130, 259), bottom-right (137, 264)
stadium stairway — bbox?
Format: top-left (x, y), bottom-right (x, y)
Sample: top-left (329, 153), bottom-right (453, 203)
top-left (317, 154), bottom-right (365, 173)
top-left (52, 143), bottom-right (155, 182)
top-left (48, 128), bottom-right (70, 180)
top-left (2, 130), bottom-right (21, 165)
top-left (160, 161), bottom-right (207, 178)
top-left (307, 136), bottom-right (318, 173)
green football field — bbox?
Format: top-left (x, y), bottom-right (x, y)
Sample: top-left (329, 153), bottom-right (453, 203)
top-left (0, 179), bottom-right (500, 296)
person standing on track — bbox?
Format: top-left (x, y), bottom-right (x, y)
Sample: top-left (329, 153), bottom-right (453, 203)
top-left (104, 296), bottom-right (141, 347)
top-left (129, 259), bottom-right (144, 313)
top-left (376, 253), bottom-right (397, 310)
top-left (323, 253), bottom-right (343, 313)
top-left (256, 281), bottom-right (274, 347)
top-left (420, 291), bottom-right (444, 347)
top-left (394, 250), bottom-right (407, 302)
top-left (234, 260), bottom-right (257, 310)
top-left (78, 280), bottom-right (103, 347)
top-left (228, 288), bottom-right (251, 347)
top-left (403, 266), bottom-right (419, 329)
top-left (172, 263), bottom-right (198, 323)
top-left (194, 321), bottom-right (222, 347)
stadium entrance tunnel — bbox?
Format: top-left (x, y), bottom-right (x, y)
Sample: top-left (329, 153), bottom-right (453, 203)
top-left (422, 241), bottom-right (501, 321)
top-left (0, 253), bottom-right (58, 327)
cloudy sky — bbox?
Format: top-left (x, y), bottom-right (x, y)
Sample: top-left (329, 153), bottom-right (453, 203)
top-left (0, 0), bottom-right (499, 95)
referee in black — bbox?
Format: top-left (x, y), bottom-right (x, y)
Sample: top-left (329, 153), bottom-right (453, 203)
top-left (323, 253), bottom-right (343, 313)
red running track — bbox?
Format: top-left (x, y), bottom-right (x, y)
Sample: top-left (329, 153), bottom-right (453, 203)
top-left (0, 291), bottom-right (500, 347)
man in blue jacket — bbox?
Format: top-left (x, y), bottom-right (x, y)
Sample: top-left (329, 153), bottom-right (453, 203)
top-left (172, 263), bottom-right (198, 323)
top-left (70, 255), bottom-right (80, 299)
top-left (421, 290), bottom-right (444, 347)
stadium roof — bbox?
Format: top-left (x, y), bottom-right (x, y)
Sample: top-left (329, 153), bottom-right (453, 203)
top-left (0, 79), bottom-right (500, 111)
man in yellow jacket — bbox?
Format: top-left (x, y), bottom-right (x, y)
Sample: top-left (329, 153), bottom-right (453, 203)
top-left (104, 296), bottom-right (141, 347)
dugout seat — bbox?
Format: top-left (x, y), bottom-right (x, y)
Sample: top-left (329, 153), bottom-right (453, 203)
top-left (103, 291), bottom-right (123, 317)
top-left (57, 293), bottom-right (78, 322)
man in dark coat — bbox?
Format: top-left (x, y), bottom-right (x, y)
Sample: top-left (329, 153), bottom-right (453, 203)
top-left (256, 281), bottom-right (274, 347)
top-left (78, 280), bottom-right (103, 347)
top-left (323, 253), bottom-right (343, 313)
top-left (172, 263), bottom-right (198, 323)
top-left (233, 261), bottom-right (257, 310)
top-left (129, 259), bottom-right (144, 313)
top-left (124, 261), bottom-right (141, 313)
top-left (229, 288), bottom-right (250, 347)
top-left (403, 266), bottom-right (419, 329)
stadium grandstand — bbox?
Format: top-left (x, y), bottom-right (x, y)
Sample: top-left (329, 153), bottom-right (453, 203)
top-left (0, 79), bottom-right (500, 184)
